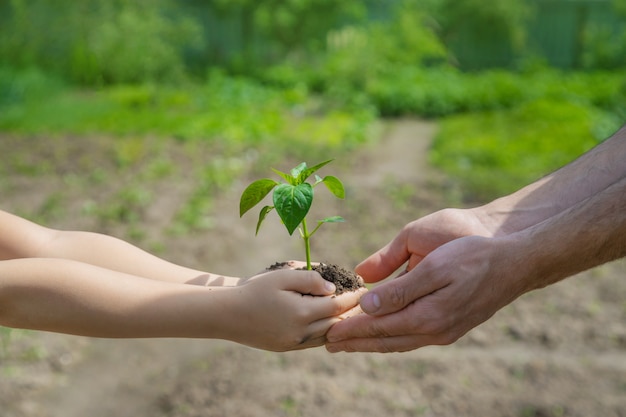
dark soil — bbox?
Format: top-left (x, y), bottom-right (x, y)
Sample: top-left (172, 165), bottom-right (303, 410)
top-left (268, 261), bottom-right (365, 294)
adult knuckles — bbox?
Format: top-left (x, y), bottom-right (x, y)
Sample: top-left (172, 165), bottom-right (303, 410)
top-left (383, 283), bottom-right (411, 311)
top-left (402, 302), bottom-right (458, 336)
top-left (366, 318), bottom-right (395, 338)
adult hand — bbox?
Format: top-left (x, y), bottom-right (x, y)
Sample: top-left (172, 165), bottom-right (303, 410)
top-left (353, 208), bottom-right (495, 283)
top-left (326, 210), bottom-right (524, 353)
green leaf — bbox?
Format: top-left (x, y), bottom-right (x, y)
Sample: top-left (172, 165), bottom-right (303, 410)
top-left (298, 159), bottom-right (333, 183)
top-left (273, 183), bottom-right (313, 235)
top-left (240, 179), bottom-right (279, 217)
top-left (271, 168), bottom-right (296, 185)
top-left (255, 205), bottom-right (274, 235)
top-left (322, 175), bottom-right (345, 199)
top-left (290, 162), bottom-right (307, 181)
top-left (320, 216), bottom-right (345, 223)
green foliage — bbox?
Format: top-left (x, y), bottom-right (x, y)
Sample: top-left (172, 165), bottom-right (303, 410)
top-left (2, 0), bottom-right (626, 91)
top-left (363, 66), bottom-right (626, 118)
top-left (0, 67), bottom-right (64, 109)
top-left (240, 160), bottom-right (345, 269)
top-left (366, 67), bottom-right (523, 117)
top-left (430, 98), bottom-right (620, 202)
top-left (323, 0), bottom-right (447, 84)
top-left (0, 0), bottom-right (202, 84)
top-left (0, 71), bottom-right (375, 154)
top-left (577, 0), bottom-right (626, 70)
top-left (212, 0), bottom-right (366, 51)
top-left (431, 0), bottom-right (532, 49)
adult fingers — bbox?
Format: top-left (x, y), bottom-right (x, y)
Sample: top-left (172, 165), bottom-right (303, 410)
top-left (327, 286), bottom-right (458, 340)
top-left (357, 265), bottom-right (446, 316)
top-left (355, 227), bottom-right (413, 283)
top-left (326, 334), bottom-right (439, 353)
top-left (292, 306), bottom-right (365, 351)
top-left (325, 307), bottom-right (459, 353)
top-left (326, 302), bottom-right (415, 342)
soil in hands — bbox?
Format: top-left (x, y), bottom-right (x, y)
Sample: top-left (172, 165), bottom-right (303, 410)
top-left (268, 261), bottom-right (365, 295)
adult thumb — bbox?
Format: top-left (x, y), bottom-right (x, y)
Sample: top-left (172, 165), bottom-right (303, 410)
top-left (359, 269), bottom-right (433, 316)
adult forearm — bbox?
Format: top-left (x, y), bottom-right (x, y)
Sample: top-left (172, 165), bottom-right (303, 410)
top-left (0, 258), bottom-right (233, 338)
top-left (505, 175), bottom-right (626, 293)
top-left (477, 124), bottom-right (626, 236)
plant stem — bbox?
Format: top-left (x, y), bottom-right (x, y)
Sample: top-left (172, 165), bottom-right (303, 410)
top-left (301, 218), bottom-right (312, 270)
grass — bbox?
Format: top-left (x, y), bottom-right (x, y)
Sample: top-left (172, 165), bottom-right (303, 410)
top-left (430, 97), bottom-right (623, 202)
top-left (0, 69), bottom-right (376, 151)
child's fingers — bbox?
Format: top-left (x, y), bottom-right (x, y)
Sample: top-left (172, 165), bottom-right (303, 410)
top-left (299, 301), bottom-right (366, 348)
top-left (312, 287), bottom-right (368, 318)
top-left (272, 269), bottom-right (337, 296)
top-left (338, 304), bottom-right (364, 320)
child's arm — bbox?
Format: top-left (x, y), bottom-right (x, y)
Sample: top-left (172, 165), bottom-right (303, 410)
top-left (0, 210), bottom-right (238, 286)
top-left (0, 258), bottom-right (364, 351)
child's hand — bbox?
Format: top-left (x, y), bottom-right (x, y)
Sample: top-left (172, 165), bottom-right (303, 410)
top-left (223, 268), bottom-right (366, 352)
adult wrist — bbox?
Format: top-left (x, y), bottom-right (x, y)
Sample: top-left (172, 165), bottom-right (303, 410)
top-left (494, 232), bottom-right (550, 297)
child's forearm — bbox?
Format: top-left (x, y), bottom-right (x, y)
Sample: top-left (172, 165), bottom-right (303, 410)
top-left (0, 258), bottom-right (234, 338)
top-left (0, 210), bottom-right (237, 285)
top-left (41, 230), bottom-right (235, 285)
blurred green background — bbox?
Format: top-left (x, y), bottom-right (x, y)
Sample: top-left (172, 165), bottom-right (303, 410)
top-left (1, 0), bottom-right (625, 203)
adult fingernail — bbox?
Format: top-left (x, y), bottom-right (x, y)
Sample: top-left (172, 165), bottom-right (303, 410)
top-left (360, 292), bottom-right (381, 313)
top-left (324, 281), bottom-right (336, 293)
top-left (326, 344), bottom-right (342, 353)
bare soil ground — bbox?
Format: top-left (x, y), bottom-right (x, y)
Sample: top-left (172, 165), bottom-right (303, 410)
top-left (1, 120), bottom-right (625, 417)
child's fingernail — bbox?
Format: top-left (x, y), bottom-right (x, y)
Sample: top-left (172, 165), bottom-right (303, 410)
top-left (324, 281), bottom-right (336, 293)
top-left (360, 292), bottom-right (381, 313)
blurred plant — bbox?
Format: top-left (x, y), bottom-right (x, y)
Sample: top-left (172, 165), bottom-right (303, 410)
top-left (582, 25), bottom-right (626, 70)
top-left (0, 0), bottom-right (202, 84)
top-left (580, 0), bottom-right (626, 70)
top-left (428, 0), bottom-right (532, 67)
top-left (211, 0), bottom-right (366, 54)
top-left (314, 0), bottom-right (448, 93)
top-left (82, 0), bottom-right (202, 84)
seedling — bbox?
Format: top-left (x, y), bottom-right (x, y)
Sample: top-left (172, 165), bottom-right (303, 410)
top-left (239, 159), bottom-right (345, 270)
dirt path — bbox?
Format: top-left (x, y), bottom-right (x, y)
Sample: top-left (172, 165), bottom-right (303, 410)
top-left (3, 119), bottom-right (626, 417)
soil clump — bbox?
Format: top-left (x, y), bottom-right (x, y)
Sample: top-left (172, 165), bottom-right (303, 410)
top-left (268, 261), bottom-right (365, 294)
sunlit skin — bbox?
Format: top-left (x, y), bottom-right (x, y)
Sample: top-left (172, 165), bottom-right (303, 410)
top-left (0, 210), bottom-right (365, 352)
top-left (327, 124), bottom-right (626, 353)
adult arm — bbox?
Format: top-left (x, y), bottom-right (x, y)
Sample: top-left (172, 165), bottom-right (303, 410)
top-left (326, 124), bottom-right (626, 353)
top-left (327, 175), bottom-right (626, 353)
